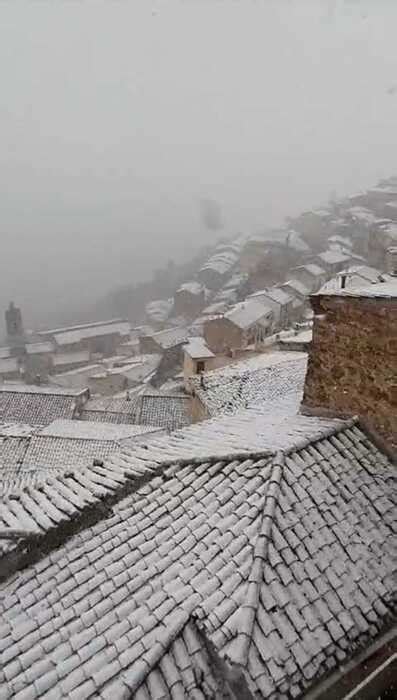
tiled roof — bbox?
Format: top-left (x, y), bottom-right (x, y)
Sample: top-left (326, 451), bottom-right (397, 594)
top-left (39, 419), bottom-right (161, 441)
top-left (0, 386), bottom-right (87, 426)
top-left (79, 396), bottom-right (141, 424)
top-left (0, 420), bottom-right (395, 698)
top-left (190, 353), bottom-right (307, 417)
top-left (145, 327), bottom-right (189, 350)
top-left (137, 393), bottom-right (191, 431)
top-left (0, 420), bottom-right (162, 496)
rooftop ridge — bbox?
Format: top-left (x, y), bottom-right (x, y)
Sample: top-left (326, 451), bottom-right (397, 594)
top-left (230, 452), bottom-right (285, 667)
top-left (0, 450), bottom-right (273, 581)
top-left (282, 416), bottom-right (358, 455)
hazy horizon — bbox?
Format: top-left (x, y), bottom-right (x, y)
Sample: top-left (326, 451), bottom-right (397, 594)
top-left (1, 0), bottom-right (397, 330)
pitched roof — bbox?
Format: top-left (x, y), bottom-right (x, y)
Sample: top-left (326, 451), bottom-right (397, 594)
top-left (142, 327), bottom-right (189, 350)
top-left (224, 300), bottom-right (272, 330)
top-left (39, 320), bottom-right (130, 346)
top-left (190, 352), bottom-right (307, 417)
top-left (79, 395), bottom-right (141, 424)
top-left (317, 250), bottom-right (351, 266)
top-left (293, 263), bottom-right (326, 278)
top-left (136, 393), bottom-right (191, 431)
top-left (283, 279), bottom-right (310, 298)
top-left (0, 420), bottom-right (395, 699)
top-left (318, 278), bottom-right (397, 299)
top-left (253, 287), bottom-right (294, 306)
top-left (184, 337), bottom-right (215, 359)
top-left (0, 385), bottom-right (87, 426)
top-left (0, 419), bottom-right (161, 496)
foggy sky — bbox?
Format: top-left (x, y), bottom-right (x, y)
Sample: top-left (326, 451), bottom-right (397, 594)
top-left (1, 0), bottom-right (397, 328)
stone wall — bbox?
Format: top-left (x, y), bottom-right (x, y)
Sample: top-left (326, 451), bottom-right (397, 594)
top-left (204, 318), bottom-right (244, 354)
top-left (302, 293), bottom-right (397, 450)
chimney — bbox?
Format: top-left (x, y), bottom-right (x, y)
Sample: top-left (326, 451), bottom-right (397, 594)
top-left (387, 246), bottom-right (397, 276)
top-left (301, 283), bottom-right (397, 451)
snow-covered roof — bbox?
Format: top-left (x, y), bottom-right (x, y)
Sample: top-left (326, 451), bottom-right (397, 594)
top-left (184, 337), bottom-right (215, 359)
top-left (317, 250), bottom-right (351, 266)
top-left (52, 363), bottom-right (102, 379)
top-left (320, 278), bottom-right (397, 299)
top-left (201, 301), bottom-right (229, 316)
top-left (25, 341), bottom-right (54, 355)
top-left (53, 320), bottom-right (130, 346)
top-left (190, 351), bottom-right (307, 417)
top-left (1, 413), bottom-right (393, 698)
top-left (0, 357), bottom-right (19, 375)
top-left (328, 234), bottom-right (352, 247)
top-left (0, 385), bottom-right (87, 426)
top-left (339, 265), bottom-right (390, 284)
top-left (137, 393), bottom-right (191, 431)
top-left (93, 355), bottom-right (161, 384)
top-left (39, 418), bottom-right (159, 441)
top-left (250, 287), bottom-right (293, 306)
top-left (293, 263), bottom-right (326, 278)
top-left (80, 393), bottom-right (142, 424)
top-left (283, 278), bottom-right (310, 298)
top-left (143, 326), bottom-right (189, 350)
top-left (176, 281), bottom-right (204, 296)
top-left (0, 383), bottom-right (86, 397)
top-left (52, 350), bottom-right (91, 367)
top-left (279, 329), bottom-right (312, 346)
top-left (225, 300), bottom-right (272, 330)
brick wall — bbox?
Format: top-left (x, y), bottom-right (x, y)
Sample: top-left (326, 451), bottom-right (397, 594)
top-left (302, 293), bottom-right (397, 449)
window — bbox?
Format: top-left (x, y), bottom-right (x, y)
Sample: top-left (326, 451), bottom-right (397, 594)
top-left (196, 361), bottom-right (205, 374)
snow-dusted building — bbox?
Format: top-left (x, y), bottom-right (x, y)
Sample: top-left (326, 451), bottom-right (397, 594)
top-left (204, 300), bottom-right (273, 355)
top-left (247, 287), bottom-right (294, 329)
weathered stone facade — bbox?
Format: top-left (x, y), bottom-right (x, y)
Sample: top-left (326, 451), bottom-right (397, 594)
top-left (302, 291), bottom-right (397, 450)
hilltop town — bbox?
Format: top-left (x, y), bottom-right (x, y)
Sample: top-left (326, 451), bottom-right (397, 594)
top-left (0, 177), bottom-right (396, 699)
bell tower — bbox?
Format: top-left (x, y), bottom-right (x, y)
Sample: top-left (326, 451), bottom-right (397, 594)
top-left (5, 302), bottom-right (25, 346)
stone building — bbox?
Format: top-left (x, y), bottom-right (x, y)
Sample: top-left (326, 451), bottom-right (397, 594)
top-left (290, 263), bottom-right (327, 292)
top-left (5, 301), bottom-right (25, 346)
top-left (302, 278), bottom-right (397, 451)
top-left (204, 300), bottom-right (272, 354)
top-left (247, 287), bottom-right (294, 329)
top-left (183, 337), bottom-right (215, 384)
top-left (38, 319), bottom-right (131, 357)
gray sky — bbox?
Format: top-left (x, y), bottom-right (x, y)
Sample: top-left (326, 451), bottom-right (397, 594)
top-left (1, 0), bottom-right (397, 327)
